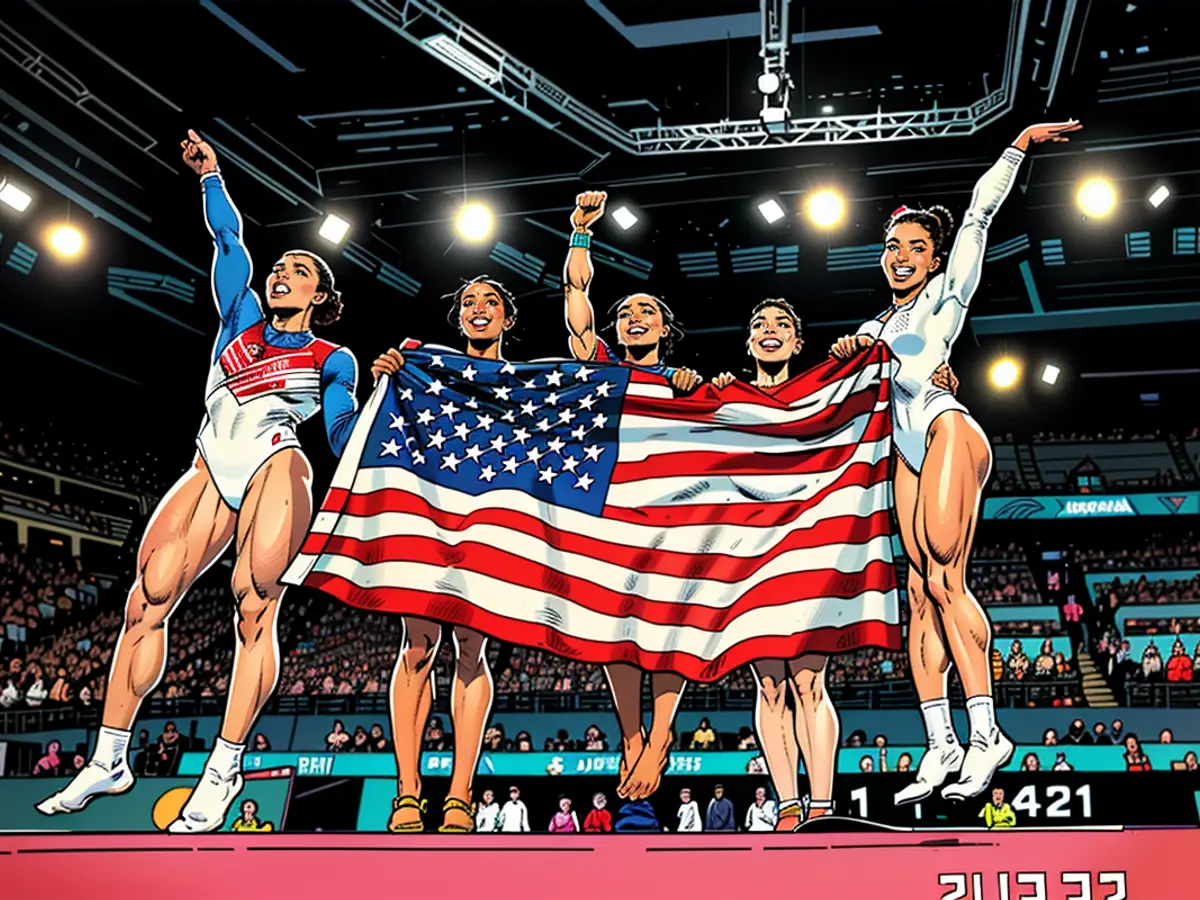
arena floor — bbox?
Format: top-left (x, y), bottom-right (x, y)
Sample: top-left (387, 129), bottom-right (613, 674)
top-left (0, 828), bottom-right (1191, 897)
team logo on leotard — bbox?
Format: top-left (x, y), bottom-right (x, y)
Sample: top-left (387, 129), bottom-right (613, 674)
top-left (246, 344), bottom-right (263, 359)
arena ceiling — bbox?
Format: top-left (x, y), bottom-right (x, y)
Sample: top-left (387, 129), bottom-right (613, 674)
top-left (0, 0), bottom-right (1196, 441)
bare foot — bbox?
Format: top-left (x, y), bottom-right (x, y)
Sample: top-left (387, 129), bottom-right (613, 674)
top-left (616, 732), bottom-right (647, 800)
top-left (625, 733), bottom-right (672, 801)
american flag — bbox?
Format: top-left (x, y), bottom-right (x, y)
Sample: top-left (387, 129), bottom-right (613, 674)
top-left (283, 342), bottom-right (901, 682)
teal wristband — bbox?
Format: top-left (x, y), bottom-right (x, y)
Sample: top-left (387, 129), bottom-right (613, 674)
top-left (570, 232), bottom-right (592, 249)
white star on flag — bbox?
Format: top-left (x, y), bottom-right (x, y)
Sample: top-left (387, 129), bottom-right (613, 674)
top-left (388, 413), bottom-right (406, 431)
top-left (501, 410), bottom-right (517, 423)
top-left (411, 450), bottom-right (426, 465)
top-left (476, 414), bottom-right (495, 431)
top-left (399, 388), bottom-right (414, 401)
top-left (465, 398), bottom-right (479, 410)
top-left (574, 472), bottom-right (594, 491)
top-left (512, 428), bottom-right (531, 445)
top-left (462, 364), bottom-right (477, 381)
top-left (479, 465), bottom-right (497, 482)
top-left (502, 457), bottom-right (520, 474)
top-left (427, 430), bottom-right (447, 450)
top-left (489, 435), bottom-right (508, 453)
top-left (583, 445), bottom-right (603, 462)
top-left (500, 362), bottom-right (516, 375)
top-left (571, 425), bottom-right (587, 441)
top-left (546, 437), bottom-right (565, 454)
top-left (426, 379), bottom-right (445, 396)
top-left (562, 455), bottom-right (579, 472)
top-left (417, 409), bottom-right (435, 426)
top-left (545, 370), bottom-right (564, 387)
top-left (380, 438), bottom-right (402, 457)
top-left (558, 408), bottom-right (576, 424)
top-left (520, 400), bottom-right (538, 417)
top-left (431, 355), bottom-right (444, 367)
top-left (595, 382), bottom-right (612, 397)
top-left (574, 366), bottom-right (593, 382)
top-left (440, 452), bottom-right (462, 471)
top-left (591, 414), bottom-right (608, 429)
top-left (578, 395), bottom-right (597, 411)
top-left (544, 392), bottom-right (559, 406)
top-left (523, 378), bottom-right (538, 390)
top-left (536, 419), bottom-right (552, 433)
top-left (440, 402), bottom-right (460, 420)
top-left (527, 446), bottom-right (545, 463)
top-left (494, 386), bottom-right (512, 401)
top-left (539, 467), bottom-right (559, 484)
top-left (465, 444), bottom-right (484, 462)
top-left (454, 423), bottom-right (471, 441)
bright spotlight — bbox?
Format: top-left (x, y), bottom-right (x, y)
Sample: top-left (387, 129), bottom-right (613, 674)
top-left (990, 358), bottom-right (1019, 389)
top-left (821, 105), bottom-right (834, 114)
top-left (757, 72), bottom-right (781, 95)
top-left (758, 199), bottom-right (785, 224)
top-left (807, 190), bottom-right (845, 228)
top-left (318, 214), bottom-right (350, 244)
top-left (1042, 364), bottom-right (1061, 385)
top-left (611, 206), bottom-right (638, 230)
top-left (49, 225), bottom-right (83, 257)
top-left (1077, 178), bottom-right (1116, 218)
top-left (1148, 184), bottom-right (1170, 208)
top-left (0, 178), bottom-right (32, 212)
top-left (456, 202), bottom-right (493, 242)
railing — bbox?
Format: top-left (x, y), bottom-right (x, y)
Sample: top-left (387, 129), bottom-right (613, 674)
top-left (0, 678), bottom-right (1082, 736)
top-left (1126, 682), bottom-right (1200, 708)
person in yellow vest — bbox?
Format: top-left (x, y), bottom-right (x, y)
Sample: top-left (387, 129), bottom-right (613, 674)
top-left (979, 787), bottom-right (1016, 829)
top-left (231, 799), bottom-right (274, 832)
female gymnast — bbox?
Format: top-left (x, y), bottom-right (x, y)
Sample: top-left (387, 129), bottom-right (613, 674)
top-left (369, 275), bottom-right (516, 833)
top-left (713, 300), bottom-right (957, 829)
top-left (39, 130), bottom-right (400, 832)
top-left (563, 191), bottom-right (702, 803)
top-left (831, 120), bottom-right (1082, 802)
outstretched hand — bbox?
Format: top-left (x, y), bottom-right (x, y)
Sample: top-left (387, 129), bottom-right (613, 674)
top-left (371, 348), bottom-right (406, 383)
top-left (572, 191), bottom-right (607, 232)
top-left (180, 129), bottom-right (218, 176)
top-left (1015, 120), bottom-right (1082, 152)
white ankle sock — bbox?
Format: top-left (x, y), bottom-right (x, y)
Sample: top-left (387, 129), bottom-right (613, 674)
top-left (919, 699), bottom-right (959, 748)
top-left (965, 695), bottom-right (997, 743)
top-left (208, 737), bottom-right (245, 779)
top-left (93, 726), bottom-right (131, 770)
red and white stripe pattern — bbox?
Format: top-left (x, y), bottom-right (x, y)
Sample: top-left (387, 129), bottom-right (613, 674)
top-left (283, 345), bottom-right (900, 682)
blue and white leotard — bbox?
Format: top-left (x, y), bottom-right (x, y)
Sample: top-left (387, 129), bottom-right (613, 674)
top-left (195, 172), bottom-right (359, 509)
top-left (857, 147), bottom-right (1025, 471)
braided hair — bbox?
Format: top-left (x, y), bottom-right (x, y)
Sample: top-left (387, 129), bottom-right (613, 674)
top-left (605, 293), bottom-right (682, 360)
top-left (883, 204), bottom-right (957, 264)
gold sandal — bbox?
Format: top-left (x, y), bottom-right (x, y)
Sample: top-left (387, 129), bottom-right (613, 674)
top-left (437, 796), bottom-right (476, 834)
top-left (387, 795), bottom-right (427, 833)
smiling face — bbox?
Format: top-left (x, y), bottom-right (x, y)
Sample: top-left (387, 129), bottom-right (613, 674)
top-left (881, 221), bottom-right (941, 293)
top-left (749, 305), bottom-right (801, 362)
top-left (616, 294), bottom-right (668, 350)
top-left (459, 281), bottom-right (512, 341)
top-left (266, 253), bottom-right (326, 315)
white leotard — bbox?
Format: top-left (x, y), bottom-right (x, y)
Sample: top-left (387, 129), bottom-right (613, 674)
top-left (857, 147), bottom-right (1026, 471)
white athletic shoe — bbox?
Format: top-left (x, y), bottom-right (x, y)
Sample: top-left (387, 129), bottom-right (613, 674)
top-left (941, 727), bottom-right (1014, 802)
top-left (167, 769), bottom-right (244, 834)
top-left (35, 761), bottom-right (135, 815)
top-left (894, 742), bottom-right (965, 805)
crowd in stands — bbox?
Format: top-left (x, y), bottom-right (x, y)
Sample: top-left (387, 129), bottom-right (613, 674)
top-left (0, 418), bottom-right (169, 496)
top-left (0, 494), bottom-right (120, 538)
top-left (1077, 533), bottom-right (1200, 572)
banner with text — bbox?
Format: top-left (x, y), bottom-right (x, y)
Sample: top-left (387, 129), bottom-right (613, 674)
top-left (984, 492), bottom-right (1199, 520)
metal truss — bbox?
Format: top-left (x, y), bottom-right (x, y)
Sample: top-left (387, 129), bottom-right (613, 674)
top-left (352, 0), bottom-right (1033, 154)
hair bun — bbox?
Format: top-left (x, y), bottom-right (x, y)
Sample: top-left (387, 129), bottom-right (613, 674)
top-left (927, 204), bottom-right (956, 236)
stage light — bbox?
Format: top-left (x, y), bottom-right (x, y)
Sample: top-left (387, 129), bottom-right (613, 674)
top-left (611, 206), bottom-right (638, 230)
top-left (757, 72), bottom-right (781, 94)
top-left (0, 178), bottom-right (32, 212)
top-left (1148, 185), bottom-right (1170, 208)
top-left (1042, 364), bottom-right (1061, 385)
top-left (1077, 178), bottom-right (1116, 218)
top-left (456, 202), bottom-right (493, 242)
top-left (807, 190), bottom-right (845, 228)
top-left (821, 105), bottom-right (834, 114)
top-left (318, 214), bottom-right (350, 244)
top-left (758, 199), bottom-right (785, 224)
top-left (990, 358), bottom-right (1019, 389)
top-left (49, 225), bottom-right (83, 257)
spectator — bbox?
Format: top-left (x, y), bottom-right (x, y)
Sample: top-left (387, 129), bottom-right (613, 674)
top-left (676, 788), bottom-right (702, 833)
top-left (253, 733), bottom-right (271, 752)
top-left (1052, 752), bottom-right (1073, 771)
top-left (423, 716), bottom-right (447, 751)
top-left (498, 786), bottom-right (530, 833)
top-left (548, 796), bottom-right (580, 834)
top-left (979, 788), bottom-right (1016, 829)
top-left (1167, 640), bottom-right (1193, 682)
top-left (32, 739), bottom-right (63, 777)
top-left (515, 731), bottom-right (533, 753)
top-left (1006, 640), bottom-right (1031, 680)
top-left (584, 792), bottom-right (613, 833)
top-left (1043, 729), bottom-right (1058, 745)
top-left (1183, 752), bottom-right (1199, 772)
top-left (1092, 722), bottom-right (1112, 745)
top-left (690, 718), bottom-right (717, 751)
top-left (705, 785), bottom-right (736, 832)
top-left (1110, 719), bottom-right (1124, 744)
top-left (1124, 734), bottom-right (1151, 771)
top-left (475, 789), bottom-right (500, 832)
top-left (231, 799), bottom-right (274, 832)
top-left (370, 724), bottom-right (391, 754)
top-left (1159, 729), bottom-right (1174, 744)
top-left (1063, 720), bottom-right (1092, 745)
top-left (583, 725), bottom-right (608, 752)
top-left (1021, 753), bottom-right (1040, 771)
top-left (896, 753), bottom-right (913, 772)
top-left (349, 725), bottom-right (370, 752)
top-left (860, 756), bottom-right (874, 773)
top-left (736, 727), bottom-right (758, 751)
top-left (744, 786), bottom-right (777, 832)
top-left (326, 720), bottom-right (350, 753)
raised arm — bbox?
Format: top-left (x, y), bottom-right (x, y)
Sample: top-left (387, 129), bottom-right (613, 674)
top-left (564, 191), bottom-right (607, 361)
top-left (321, 348), bottom-right (361, 457)
top-left (944, 120), bottom-right (1082, 306)
top-left (181, 129), bottom-right (262, 330)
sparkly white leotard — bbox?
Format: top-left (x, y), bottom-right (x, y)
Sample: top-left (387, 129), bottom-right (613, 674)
top-left (857, 147), bottom-right (1026, 471)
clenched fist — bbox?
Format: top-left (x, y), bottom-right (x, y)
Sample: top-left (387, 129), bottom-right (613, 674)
top-left (180, 129), bottom-right (218, 177)
top-left (371, 348), bottom-right (406, 383)
top-left (671, 367), bottom-right (702, 393)
top-left (572, 191), bottom-right (607, 232)
top-left (712, 372), bottom-right (737, 390)
top-left (830, 334), bottom-right (874, 359)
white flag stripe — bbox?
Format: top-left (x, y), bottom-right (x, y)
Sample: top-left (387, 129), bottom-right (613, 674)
top-left (306, 463), bottom-right (893, 550)
top-left (615, 403), bottom-right (888, 462)
top-left (688, 363), bottom-right (887, 427)
top-left (604, 439), bottom-right (889, 509)
top-left (305, 512), bottom-right (895, 610)
top-left (294, 554), bottom-right (898, 656)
